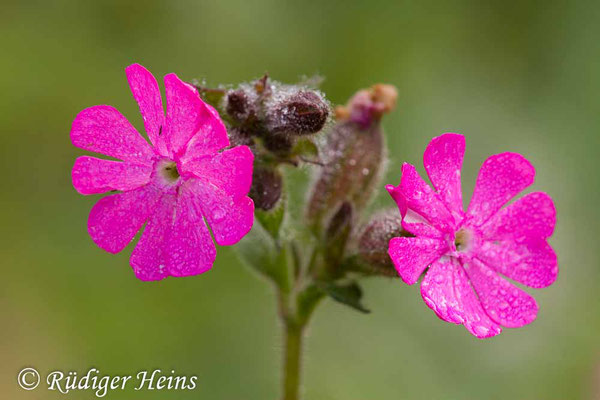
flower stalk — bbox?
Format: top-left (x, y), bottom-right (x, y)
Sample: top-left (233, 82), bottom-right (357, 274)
top-left (282, 320), bottom-right (302, 400)
top-left (207, 80), bottom-right (397, 399)
top-left (73, 70), bottom-right (399, 398)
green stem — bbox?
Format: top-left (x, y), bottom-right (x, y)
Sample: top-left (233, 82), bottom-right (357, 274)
top-left (282, 320), bottom-right (303, 400)
top-left (277, 237), bottom-right (325, 400)
top-left (278, 282), bottom-right (323, 400)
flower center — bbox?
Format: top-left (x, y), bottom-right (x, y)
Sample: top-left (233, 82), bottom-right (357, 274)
top-left (160, 161), bottom-right (180, 183)
top-left (454, 228), bottom-right (471, 252)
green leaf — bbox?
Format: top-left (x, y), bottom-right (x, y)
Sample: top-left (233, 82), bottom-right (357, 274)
top-left (339, 255), bottom-right (398, 278)
top-left (235, 224), bottom-right (291, 291)
top-left (318, 281), bottom-right (370, 313)
top-left (297, 284), bottom-right (325, 324)
top-left (255, 192), bottom-right (285, 240)
top-left (235, 224), bottom-right (274, 276)
top-left (291, 138), bottom-right (319, 158)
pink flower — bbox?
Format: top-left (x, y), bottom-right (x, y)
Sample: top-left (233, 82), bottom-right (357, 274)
top-left (386, 133), bottom-right (557, 338)
top-left (71, 64), bottom-right (254, 281)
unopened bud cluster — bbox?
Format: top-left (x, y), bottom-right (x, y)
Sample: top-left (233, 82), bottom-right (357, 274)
top-left (197, 77), bottom-right (403, 280)
top-left (222, 75), bottom-right (329, 153)
top-left (197, 76), bottom-right (330, 211)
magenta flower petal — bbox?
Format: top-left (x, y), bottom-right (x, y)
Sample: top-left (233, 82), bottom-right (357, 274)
top-left (453, 264), bottom-right (502, 338)
top-left (422, 258), bottom-right (502, 338)
top-left (73, 64), bottom-right (255, 280)
top-left (480, 192), bottom-right (555, 241)
top-left (164, 73), bottom-right (229, 156)
top-left (71, 105), bottom-right (154, 164)
top-left (187, 179), bottom-right (255, 246)
top-left (125, 63), bottom-right (168, 156)
top-left (466, 152), bottom-right (535, 227)
top-left (398, 163), bottom-right (456, 233)
top-left (423, 133), bottom-right (465, 219)
top-left (183, 146), bottom-right (254, 200)
top-left (465, 258), bottom-right (538, 328)
top-left (387, 133), bottom-right (556, 337)
top-left (421, 258), bottom-right (502, 338)
top-left (386, 185), bottom-right (443, 238)
top-left (421, 258), bottom-right (466, 324)
top-left (130, 193), bottom-right (176, 281)
top-left (475, 239), bottom-right (558, 288)
top-left (179, 102), bottom-right (230, 162)
top-left (165, 188), bottom-right (216, 276)
top-left (72, 156), bottom-right (152, 195)
top-left (388, 236), bottom-right (448, 285)
top-left (87, 185), bottom-right (162, 254)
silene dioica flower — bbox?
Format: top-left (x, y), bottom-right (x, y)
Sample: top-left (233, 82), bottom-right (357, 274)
top-left (387, 133), bottom-right (557, 338)
top-left (70, 64), bottom-right (559, 399)
top-left (71, 64), bottom-right (254, 280)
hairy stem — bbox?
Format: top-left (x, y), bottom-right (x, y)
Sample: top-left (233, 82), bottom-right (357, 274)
top-left (278, 281), bottom-right (323, 400)
top-left (282, 320), bottom-right (304, 400)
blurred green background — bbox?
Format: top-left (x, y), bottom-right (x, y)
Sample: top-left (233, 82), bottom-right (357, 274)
top-left (2, 0), bottom-right (599, 399)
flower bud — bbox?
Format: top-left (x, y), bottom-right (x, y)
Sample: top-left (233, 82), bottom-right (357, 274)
top-left (227, 126), bottom-right (255, 147)
top-left (335, 84), bottom-right (397, 129)
top-left (306, 84), bottom-right (396, 232)
top-left (358, 209), bottom-right (409, 273)
top-left (249, 165), bottom-right (283, 211)
top-left (225, 89), bottom-right (255, 124)
top-left (305, 121), bottom-right (383, 230)
top-left (324, 202), bottom-right (353, 271)
top-left (262, 132), bottom-right (294, 155)
top-left (266, 89), bottom-right (329, 136)
top-left (326, 202), bottom-right (353, 239)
